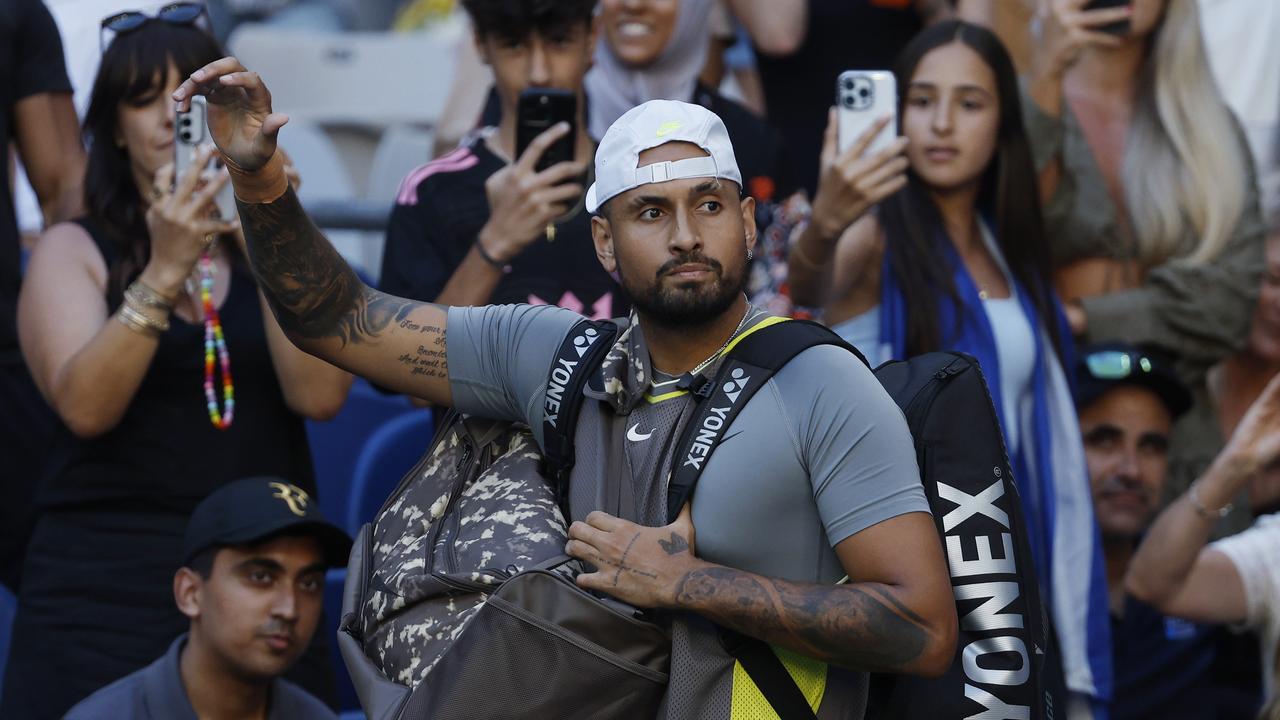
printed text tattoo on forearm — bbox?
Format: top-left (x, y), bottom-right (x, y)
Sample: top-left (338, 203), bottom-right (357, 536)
top-left (398, 332), bottom-right (447, 379)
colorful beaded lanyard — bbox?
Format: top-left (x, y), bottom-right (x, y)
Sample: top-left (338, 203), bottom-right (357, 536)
top-left (198, 251), bottom-right (234, 429)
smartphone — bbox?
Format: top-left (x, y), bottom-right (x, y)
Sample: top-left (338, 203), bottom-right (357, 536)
top-left (175, 96), bottom-right (236, 221)
top-left (1084, 0), bottom-right (1131, 35)
top-left (837, 70), bottom-right (898, 157)
top-left (515, 89), bottom-right (577, 172)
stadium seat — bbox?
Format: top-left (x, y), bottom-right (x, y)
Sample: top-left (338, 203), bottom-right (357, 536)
top-left (347, 409), bottom-right (435, 535)
top-left (227, 24), bottom-right (463, 130)
top-left (306, 378), bottom-right (415, 525)
top-left (0, 583), bottom-right (14, 700)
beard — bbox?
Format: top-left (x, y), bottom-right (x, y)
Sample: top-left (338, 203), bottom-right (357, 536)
top-left (618, 248), bottom-right (748, 327)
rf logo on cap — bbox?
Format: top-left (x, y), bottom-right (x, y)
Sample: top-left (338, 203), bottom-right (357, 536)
top-left (269, 481), bottom-right (311, 517)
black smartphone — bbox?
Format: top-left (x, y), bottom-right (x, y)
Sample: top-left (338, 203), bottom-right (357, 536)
top-left (1084, 0), bottom-right (1131, 36)
top-left (515, 88), bottom-right (577, 172)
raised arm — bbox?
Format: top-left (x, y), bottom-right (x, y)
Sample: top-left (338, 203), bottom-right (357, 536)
top-left (723, 0), bottom-right (808, 57)
top-left (172, 58), bottom-right (455, 405)
top-left (1125, 373), bottom-right (1280, 623)
top-left (787, 111), bottom-right (906, 309)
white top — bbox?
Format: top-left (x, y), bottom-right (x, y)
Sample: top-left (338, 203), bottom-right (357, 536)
top-left (982, 296), bottom-right (1035, 456)
top-left (830, 306), bottom-right (892, 367)
top-left (1210, 512), bottom-right (1280, 699)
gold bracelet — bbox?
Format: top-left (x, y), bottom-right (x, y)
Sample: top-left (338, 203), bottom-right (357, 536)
top-left (125, 280), bottom-right (175, 311)
top-left (1188, 480), bottom-right (1233, 521)
top-left (117, 297), bottom-right (169, 336)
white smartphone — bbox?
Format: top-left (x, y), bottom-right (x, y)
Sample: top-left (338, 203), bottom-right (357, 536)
top-left (175, 95), bottom-right (236, 221)
top-left (837, 70), bottom-right (898, 157)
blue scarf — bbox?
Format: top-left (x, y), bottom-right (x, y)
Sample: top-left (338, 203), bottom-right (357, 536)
top-left (879, 236), bottom-right (1113, 706)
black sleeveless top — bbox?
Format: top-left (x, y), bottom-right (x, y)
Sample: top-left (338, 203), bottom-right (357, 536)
top-left (37, 218), bottom-right (317, 514)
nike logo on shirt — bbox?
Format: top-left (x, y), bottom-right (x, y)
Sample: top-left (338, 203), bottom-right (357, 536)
top-left (627, 423), bottom-right (654, 442)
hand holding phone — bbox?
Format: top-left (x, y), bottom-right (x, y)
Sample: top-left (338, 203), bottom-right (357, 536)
top-left (1038, 0), bottom-right (1130, 76)
top-left (479, 115), bottom-right (588, 263)
top-left (812, 103), bottom-right (909, 242)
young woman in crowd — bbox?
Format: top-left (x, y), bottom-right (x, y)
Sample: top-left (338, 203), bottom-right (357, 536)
top-left (787, 19), bottom-right (1110, 710)
top-left (1026, 0), bottom-right (1263, 354)
top-left (4, 17), bottom-right (351, 719)
top-left (1026, 0), bottom-right (1266, 529)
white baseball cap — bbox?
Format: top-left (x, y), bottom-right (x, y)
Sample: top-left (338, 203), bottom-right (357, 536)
top-left (585, 99), bottom-right (742, 215)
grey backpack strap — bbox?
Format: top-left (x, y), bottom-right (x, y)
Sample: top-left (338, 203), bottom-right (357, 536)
top-left (665, 319), bottom-right (863, 720)
top-left (538, 319), bottom-right (619, 516)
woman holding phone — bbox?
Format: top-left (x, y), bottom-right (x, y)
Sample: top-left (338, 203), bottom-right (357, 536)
top-left (5, 14), bottom-right (350, 718)
top-left (1026, 0), bottom-right (1266, 530)
top-left (788, 20), bottom-right (1110, 712)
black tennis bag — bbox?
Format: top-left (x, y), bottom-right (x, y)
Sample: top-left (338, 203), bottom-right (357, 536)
top-left (665, 321), bottom-right (1061, 720)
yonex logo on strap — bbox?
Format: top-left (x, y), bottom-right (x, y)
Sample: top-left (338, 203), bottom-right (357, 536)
top-left (572, 328), bottom-right (599, 358)
top-left (682, 366), bottom-right (754, 471)
top-left (546, 327), bottom-right (604, 428)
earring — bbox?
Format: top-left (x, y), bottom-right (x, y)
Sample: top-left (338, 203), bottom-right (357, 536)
top-left (747, 248), bottom-right (754, 261)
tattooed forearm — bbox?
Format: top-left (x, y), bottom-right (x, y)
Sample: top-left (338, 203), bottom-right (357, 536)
top-left (236, 188), bottom-right (431, 346)
top-left (673, 567), bottom-right (932, 673)
top-left (397, 333), bottom-right (448, 379)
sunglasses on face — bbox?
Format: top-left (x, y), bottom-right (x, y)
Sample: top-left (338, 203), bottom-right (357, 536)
top-left (1084, 350), bottom-right (1155, 380)
top-left (100, 3), bottom-right (208, 53)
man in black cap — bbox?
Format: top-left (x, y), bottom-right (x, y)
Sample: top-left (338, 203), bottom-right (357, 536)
top-left (1075, 344), bottom-right (1259, 719)
top-left (66, 477), bottom-right (351, 720)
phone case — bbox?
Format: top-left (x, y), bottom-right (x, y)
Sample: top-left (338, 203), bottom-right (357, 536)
top-left (175, 96), bottom-right (236, 221)
top-left (837, 70), bottom-right (898, 157)
top-left (515, 89), bottom-right (577, 172)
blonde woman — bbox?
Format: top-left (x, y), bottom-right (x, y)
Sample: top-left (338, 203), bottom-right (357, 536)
top-left (1025, 0), bottom-right (1264, 358)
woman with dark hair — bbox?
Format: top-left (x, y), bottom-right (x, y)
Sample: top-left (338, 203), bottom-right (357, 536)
top-left (788, 19), bottom-right (1111, 714)
top-left (6, 14), bottom-right (350, 719)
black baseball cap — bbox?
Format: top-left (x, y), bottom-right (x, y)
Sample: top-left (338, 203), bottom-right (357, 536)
top-left (1074, 343), bottom-right (1192, 419)
top-left (182, 477), bottom-right (352, 568)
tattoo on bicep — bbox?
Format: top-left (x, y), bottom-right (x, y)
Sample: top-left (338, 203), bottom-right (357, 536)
top-left (238, 189), bottom-right (439, 346)
top-left (674, 567), bottom-right (928, 671)
top-left (658, 532), bottom-right (689, 556)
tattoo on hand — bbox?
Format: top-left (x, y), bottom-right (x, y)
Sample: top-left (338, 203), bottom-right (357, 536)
top-left (612, 533), bottom-right (641, 587)
top-left (658, 532), bottom-right (689, 556)
top-left (674, 567), bottom-right (928, 672)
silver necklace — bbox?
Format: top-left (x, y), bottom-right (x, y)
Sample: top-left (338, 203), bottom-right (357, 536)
top-left (687, 302), bottom-right (754, 378)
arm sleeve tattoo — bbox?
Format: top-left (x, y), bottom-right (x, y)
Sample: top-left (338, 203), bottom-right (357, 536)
top-left (674, 565), bottom-right (932, 672)
top-left (235, 187), bottom-right (429, 347)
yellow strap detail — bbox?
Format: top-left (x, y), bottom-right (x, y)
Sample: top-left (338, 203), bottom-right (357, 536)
top-left (729, 646), bottom-right (827, 719)
top-left (641, 317), bottom-right (792, 404)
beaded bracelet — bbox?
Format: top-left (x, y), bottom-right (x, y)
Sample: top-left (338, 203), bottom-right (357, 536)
top-left (1188, 480), bottom-right (1233, 521)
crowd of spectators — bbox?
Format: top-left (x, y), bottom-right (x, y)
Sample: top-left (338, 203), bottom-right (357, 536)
top-left (2, 0), bottom-right (1279, 718)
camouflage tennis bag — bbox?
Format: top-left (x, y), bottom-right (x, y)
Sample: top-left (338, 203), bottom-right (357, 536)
top-left (337, 319), bottom-right (672, 720)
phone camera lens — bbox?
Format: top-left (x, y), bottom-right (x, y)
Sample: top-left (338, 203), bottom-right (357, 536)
top-left (842, 96), bottom-right (857, 109)
top-left (858, 88), bottom-right (870, 98)
top-left (842, 78), bottom-right (855, 91)
top-left (180, 118), bottom-right (192, 127)
top-left (180, 131), bottom-right (192, 142)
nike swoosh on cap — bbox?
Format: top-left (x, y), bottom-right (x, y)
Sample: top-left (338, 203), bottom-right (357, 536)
top-left (627, 423), bottom-right (654, 442)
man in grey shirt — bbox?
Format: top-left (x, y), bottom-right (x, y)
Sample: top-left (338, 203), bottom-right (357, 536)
top-left (174, 54), bottom-right (957, 717)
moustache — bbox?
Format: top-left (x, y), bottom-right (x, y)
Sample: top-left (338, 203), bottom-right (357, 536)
top-left (656, 253), bottom-right (724, 281)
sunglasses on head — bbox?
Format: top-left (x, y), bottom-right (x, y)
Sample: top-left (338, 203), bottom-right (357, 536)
top-left (100, 3), bottom-right (208, 53)
top-left (1084, 350), bottom-right (1155, 380)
